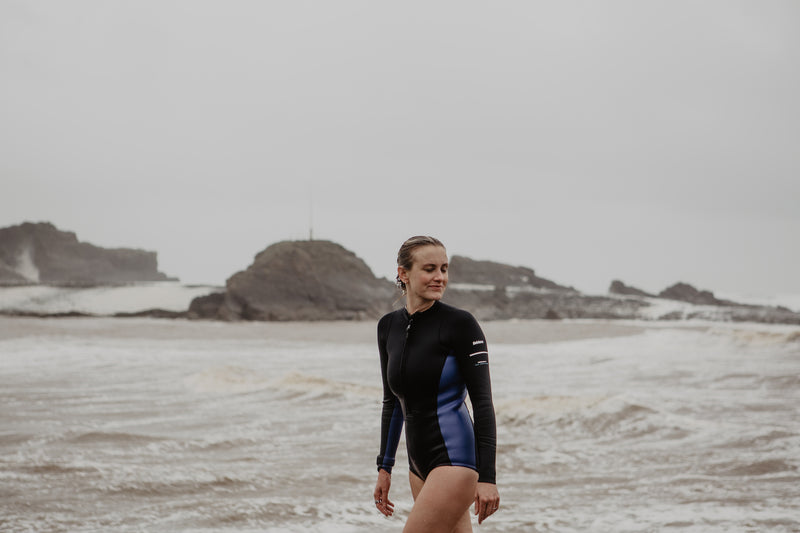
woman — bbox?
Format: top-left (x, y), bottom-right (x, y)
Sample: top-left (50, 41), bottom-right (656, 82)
top-left (373, 236), bottom-right (500, 532)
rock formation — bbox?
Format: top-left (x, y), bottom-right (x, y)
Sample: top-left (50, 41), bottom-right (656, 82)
top-left (443, 258), bottom-right (645, 320)
top-left (189, 240), bottom-right (395, 321)
top-left (448, 256), bottom-right (574, 291)
top-left (658, 282), bottom-right (730, 306)
top-left (0, 222), bottom-right (173, 285)
top-left (609, 280), bottom-right (655, 298)
top-left (444, 287), bottom-right (649, 321)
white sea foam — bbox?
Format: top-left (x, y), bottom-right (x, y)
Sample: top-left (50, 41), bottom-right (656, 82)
top-left (0, 282), bottom-right (220, 314)
top-left (13, 245), bottom-right (40, 282)
top-left (715, 290), bottom-right (800, 312)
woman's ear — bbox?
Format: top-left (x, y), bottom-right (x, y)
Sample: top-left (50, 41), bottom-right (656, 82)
top-left (397, 266), bottom-right (408, 284)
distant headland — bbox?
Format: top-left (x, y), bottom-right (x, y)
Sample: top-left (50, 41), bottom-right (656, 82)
top-left (0, 222), bottom-right (174, 285)
top-left (1, 221), bottom-right (798, 325)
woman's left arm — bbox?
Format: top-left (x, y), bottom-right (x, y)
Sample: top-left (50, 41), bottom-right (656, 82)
top-left (454, 311), bottom-right (497, 485)
top-left (455, 311), bottom-right (500, 522)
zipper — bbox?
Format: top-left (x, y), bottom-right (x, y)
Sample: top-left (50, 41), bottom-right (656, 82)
top-left (400, 316), bottom-right (413, 386)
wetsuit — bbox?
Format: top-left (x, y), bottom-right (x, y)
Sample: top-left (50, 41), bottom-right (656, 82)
top-left (376, 300), bottom-right (496, 484)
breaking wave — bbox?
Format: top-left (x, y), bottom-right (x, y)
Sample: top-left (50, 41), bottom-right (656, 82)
top-left (184, 365), bottom-right (272, 393)
top-left (275, 372), bottom-right (380, 399)
top-left (498, 394), bottom-right (694, 441)
top-left (0, 282), bottom-right (219, 315)
top-left (184, 367), bottom-right (379, 398)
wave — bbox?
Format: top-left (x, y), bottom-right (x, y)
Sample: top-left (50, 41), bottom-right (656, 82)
top-left (12, 462), bottom-right (99, 476)
top-left (495, 394), bottom-right (608, 424)
top-left (68, 431), bottom-right (168, 446)
top-left (711, 326), bottom-right (800, 347)
top-left (0, 282), bottom-right (219, 315)
top-left (96, 475), bottom-right (252, 497)
top-left (498, 395), bottom-right (693, 441)
top-left (758, 374), bottom-right (800, 390)
top-left (716, 430), bottom-right (797, 450)
top-left (276, 372), bottom-right (380, 399)
top-left (184, 365), bottom-right (272, 393)
top-left (708, 458), bottom-right (798, 477)
top-left (184, 367), bottom-right (380, 399)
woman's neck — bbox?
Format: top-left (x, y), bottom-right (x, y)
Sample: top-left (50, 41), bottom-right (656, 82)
top-left (406, 298), bottom-right (436, 315)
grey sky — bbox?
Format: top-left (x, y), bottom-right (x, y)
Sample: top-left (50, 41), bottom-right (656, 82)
top-left (2, 1), bottom-right (799, 297)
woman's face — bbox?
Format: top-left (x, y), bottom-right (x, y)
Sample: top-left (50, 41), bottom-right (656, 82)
top-left (399, 244), bottom-right (448, 305)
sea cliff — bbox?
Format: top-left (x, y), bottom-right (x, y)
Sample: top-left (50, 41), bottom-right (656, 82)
top-left (0, 222), bottom-right (173, 285)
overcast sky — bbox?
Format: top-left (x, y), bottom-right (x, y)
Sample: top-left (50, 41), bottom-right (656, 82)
top-left (2, 1), bottom-right (799, 298)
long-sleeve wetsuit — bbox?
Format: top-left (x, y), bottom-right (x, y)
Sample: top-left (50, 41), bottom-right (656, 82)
top-left (376, 300), bottom-right (497, 484)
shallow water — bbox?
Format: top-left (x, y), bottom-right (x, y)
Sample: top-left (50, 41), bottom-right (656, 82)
top-left (1, 317), bottom-right (798, 532)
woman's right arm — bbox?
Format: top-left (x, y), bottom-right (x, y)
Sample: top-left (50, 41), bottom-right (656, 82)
top-left (376, 315), bottom-right (404, 473)
top-left (374, 315), bottom-right (401, 516)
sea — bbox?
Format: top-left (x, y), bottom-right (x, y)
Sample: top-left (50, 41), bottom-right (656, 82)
top-left (1, 284), bottom-right (799, 532)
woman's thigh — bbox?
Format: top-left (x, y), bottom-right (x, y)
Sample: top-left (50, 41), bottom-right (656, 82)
top-left (404, 466), bottom-right (478, 533)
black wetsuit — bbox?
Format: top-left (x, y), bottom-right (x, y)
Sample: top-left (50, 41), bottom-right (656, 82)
top-left (376, 301), bottom-right (496, 484)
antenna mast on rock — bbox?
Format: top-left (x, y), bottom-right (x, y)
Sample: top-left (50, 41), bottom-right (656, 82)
top-left (308, 185), bottom-right (314, 241)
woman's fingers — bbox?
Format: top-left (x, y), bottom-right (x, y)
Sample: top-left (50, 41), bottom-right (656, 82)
top-left (374, 492), bottom-right (394, 517)
top-left (476, 500), bottom-right (498, 524)
top-left (474, 483), bottom-right (500, 524)
top-left (372, 476), bottom-right (394, 516)
top-left (480, 500), bottom-right (498, 523)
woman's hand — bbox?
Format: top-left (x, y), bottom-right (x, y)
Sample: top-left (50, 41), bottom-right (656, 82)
top-left (373, 469), bottom-right (395, 517)
top-left (474, 482), bottom-right (500, 524)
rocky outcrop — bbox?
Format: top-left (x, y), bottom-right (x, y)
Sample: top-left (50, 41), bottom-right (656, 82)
top-left (449, 256), bottom-right (574, 291)
top-left (0, 264), bottom-right (29, 284)
top-left (656, 305), bottom-right (800, 324)
top-left (0, 222), bottom-right (173, 285)
top-left (604, 280), bottom-right (800, 324)
top-left (444, 287), bottom-right (649, 321)
top-left (188, 240), bottom-right (395, 321)
top-left (658, 282), bottom-right (730, 306)
top-left (442, 258), bottom-right (653, 320)
top-left (609, 280), bottom-right (655, 298)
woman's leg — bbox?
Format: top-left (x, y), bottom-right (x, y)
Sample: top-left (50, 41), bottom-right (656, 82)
top-left (404, 466), bottom-right (478, 533)
top-left (409, 470), bottom-right (425, 500)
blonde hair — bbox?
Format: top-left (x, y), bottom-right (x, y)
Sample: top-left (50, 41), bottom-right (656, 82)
top-left (395, 236), bottom-right (445, 292)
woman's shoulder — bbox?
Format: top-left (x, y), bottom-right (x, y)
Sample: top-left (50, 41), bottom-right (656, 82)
top-left (438, 301), bottom-right (480, 325)
top-left (437, 301), bottom-right (484, 346)
top-left (378, 308), bottom-right (404, 329)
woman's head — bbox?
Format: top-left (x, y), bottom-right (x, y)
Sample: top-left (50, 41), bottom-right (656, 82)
top-left (395, 236), bottom-right (448, 308)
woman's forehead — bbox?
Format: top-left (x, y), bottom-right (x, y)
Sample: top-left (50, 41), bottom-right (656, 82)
top-left (412, 245), bottom-right (448, 265)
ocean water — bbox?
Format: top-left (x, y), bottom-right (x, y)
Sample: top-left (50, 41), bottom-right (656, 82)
top-left (1, 316), bottom-right (798, 533)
